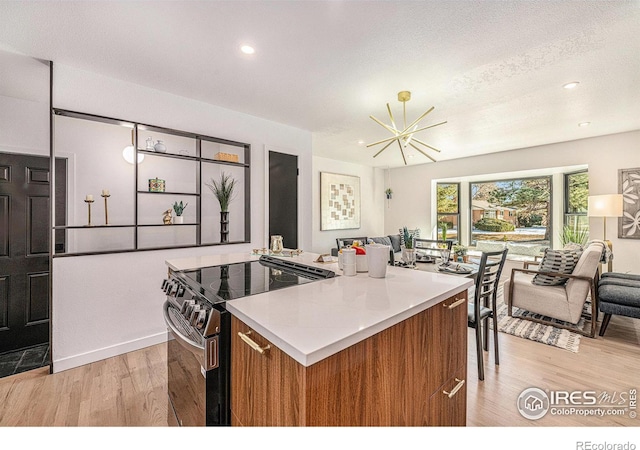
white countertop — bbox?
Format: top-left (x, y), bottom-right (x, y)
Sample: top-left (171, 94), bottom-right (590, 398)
top-left (166, 252), bottom-right (473, 367)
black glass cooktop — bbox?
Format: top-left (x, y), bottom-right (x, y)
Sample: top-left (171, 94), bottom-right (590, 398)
top-left (178, 256), bottom-right (333, 304)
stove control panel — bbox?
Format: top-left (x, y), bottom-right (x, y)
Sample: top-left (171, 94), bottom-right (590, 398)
top-left (162, 275), bottom-right (221, 338)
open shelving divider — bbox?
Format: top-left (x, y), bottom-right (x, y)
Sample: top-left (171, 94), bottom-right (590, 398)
top-left (52, 108), bottom-right (251, 257)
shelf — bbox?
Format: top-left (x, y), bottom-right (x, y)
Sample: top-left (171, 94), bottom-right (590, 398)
top-left (137, 149), bottom-right (198, 161)
top-left (136, 150), bottom-right (248, 167)
top-left (53, 225), bottom-right (135, 230)
top-left (52, 108), bottom-right (251, 256)
top-left (200, 157), bottom-right (249, 168)
top-left (137, 190), bottom-right (199, 196)
top-left (137, 223), bottom-right (198, 227)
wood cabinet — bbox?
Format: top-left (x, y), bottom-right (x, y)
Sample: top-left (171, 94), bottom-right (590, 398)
top-left (231, 291), bottom-right (468, 426)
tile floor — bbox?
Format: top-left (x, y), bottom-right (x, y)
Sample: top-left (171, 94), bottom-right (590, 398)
top-left (0, 344), bottom-right (50, 379)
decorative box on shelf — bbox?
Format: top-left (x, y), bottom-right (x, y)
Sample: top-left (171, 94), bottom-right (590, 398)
top-left (214, 152), bottom-right (239, 163)
top-left (149, 177), bottom-right (166, 192)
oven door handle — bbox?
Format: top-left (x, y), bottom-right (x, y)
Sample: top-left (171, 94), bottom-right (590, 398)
top-left (163, 301), bottom-right (205, 353)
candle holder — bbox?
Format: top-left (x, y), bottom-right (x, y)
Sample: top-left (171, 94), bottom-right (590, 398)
top-left (101, 193), bottom-right (111, 225)
top-left (84, 199), bottom-right (95, 226)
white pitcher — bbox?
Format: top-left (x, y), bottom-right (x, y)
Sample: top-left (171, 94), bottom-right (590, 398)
top-left (366, 244), bottom-right (389, 278)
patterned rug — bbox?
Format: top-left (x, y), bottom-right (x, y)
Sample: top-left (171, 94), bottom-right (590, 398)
top-left (492, 289), bottom-right (589, 353)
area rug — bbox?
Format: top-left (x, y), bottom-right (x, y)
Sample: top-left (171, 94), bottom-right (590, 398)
top-left (492, 288), bottom-right (589, 353)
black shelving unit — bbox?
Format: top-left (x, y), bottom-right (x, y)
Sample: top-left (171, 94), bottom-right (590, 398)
top-left (52, 108), bottom-right (251, 257)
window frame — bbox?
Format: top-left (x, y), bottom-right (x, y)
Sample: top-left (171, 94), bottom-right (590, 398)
top-left (436, 182), bottom-right (460, 242)
top-left (563, 169), bottom-right (589, 230)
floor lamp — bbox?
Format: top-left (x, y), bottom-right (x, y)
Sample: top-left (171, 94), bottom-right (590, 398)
top-left (587, 194), bottom-right (623, 272)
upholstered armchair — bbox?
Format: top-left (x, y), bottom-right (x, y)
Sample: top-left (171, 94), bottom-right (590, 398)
top-left (503, 241), bottom-right (605, 338)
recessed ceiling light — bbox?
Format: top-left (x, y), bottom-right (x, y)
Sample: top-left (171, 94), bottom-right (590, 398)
top-left (563, 82), bottom-right (580, 89)
top-left (357, 140), bottom-right (365, 145)
top-left (240, 45), bottom-right (255, 55)
top-left (578, 122), bottom-right (591, 127)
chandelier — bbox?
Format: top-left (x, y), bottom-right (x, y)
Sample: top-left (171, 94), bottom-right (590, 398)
top-left (367, 91), bottom-right (446, 165)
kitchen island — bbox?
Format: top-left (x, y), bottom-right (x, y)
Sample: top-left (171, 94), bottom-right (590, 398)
top-left (165, 251), bottom-right (472, 426)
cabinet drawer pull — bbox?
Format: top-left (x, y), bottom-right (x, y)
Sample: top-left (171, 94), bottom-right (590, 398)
top-left (442, 378), bottom-right (465, 398)
top-left (444, 298), bottom-right (465, 310)
top-left (238, 331), bottom-right (271, 355)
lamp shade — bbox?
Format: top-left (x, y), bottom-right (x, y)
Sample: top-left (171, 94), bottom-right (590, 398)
top-left (122, 145), bottom-right (144, 164)
top-left (587, 194), bottom-right (623, 217)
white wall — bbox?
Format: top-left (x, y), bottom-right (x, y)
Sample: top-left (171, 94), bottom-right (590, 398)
top-left (0, 50), bottom-right (49, 155)
top-left (51, 63), bottom-right (313, 372)
top-left (311, 156), bottom-right (385, 254)
top-left (386, 131), bottom-right (640, 273)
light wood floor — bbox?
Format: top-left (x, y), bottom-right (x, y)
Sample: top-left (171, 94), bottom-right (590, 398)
top-left (0, 342), bottom-right (169, 426)
top-left (1, 298), bottom-right (638, 427)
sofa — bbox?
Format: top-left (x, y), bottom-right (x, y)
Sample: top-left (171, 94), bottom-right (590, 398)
top-left (597, 272), bottom-right (640, 336)
top-left (331, 235), bottom-right (403, 263)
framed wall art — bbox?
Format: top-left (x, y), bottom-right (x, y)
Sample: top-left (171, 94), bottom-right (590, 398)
top-left (320, 172), bottom-right (361, 231)
top-left (618, 167), bottom-right (640, 239)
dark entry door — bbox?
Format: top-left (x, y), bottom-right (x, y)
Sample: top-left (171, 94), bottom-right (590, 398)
top-left (269, 151), bottom-right (298, 249)
top-left (0, 153), bottom-right (53, 353)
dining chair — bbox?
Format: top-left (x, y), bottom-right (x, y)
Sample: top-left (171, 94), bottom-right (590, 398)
top-left (468, 248), bottom-right (509, 381)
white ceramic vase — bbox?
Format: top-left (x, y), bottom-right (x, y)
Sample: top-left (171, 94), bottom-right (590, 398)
top-left (174, 215), bottom-right (184, 224)
top-left (154, 140), bottom-right (167, 153)
top-left (403, 247), bottom-right (416, 267)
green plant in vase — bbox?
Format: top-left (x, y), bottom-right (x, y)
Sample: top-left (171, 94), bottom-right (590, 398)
top-left (559, 225), bottom-right (589, 248)
top-left (206, 172), bottom-right (237, 243)
top-left (440, 222), bottom-right (448, 244)
top-left (402, 226), bottom-right (414, 249)
top-left (402, 226), bottom-right (416, 267)
top-left (172, 201), bottom-right (188, 224)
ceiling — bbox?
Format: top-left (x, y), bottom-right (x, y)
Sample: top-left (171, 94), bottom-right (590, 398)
top-left (0, 1), bottom-right (638, 168)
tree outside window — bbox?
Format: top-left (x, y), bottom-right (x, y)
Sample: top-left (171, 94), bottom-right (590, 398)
top-left (564, 171), bottom-right (589, 233)
top-left (437, 183), bottom-right (460, 241)
top-left (471, 177), bottom-right (551, 245)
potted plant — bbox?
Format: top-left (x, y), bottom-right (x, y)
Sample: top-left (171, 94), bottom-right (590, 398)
top-left (205, 172), bottom-right (237, 243)
top-left (402, 226), bottom-right (416, 267)
top-left (439, 222), bottom-right (448, 245)
top-left (172, 201), bottom-right (188, 224)
top-left (452, 244), bottom-right (469, 263)
top-left (559, 225), bottom-right (588, 248)
top-left (385, 188), bottom-right (393, 200)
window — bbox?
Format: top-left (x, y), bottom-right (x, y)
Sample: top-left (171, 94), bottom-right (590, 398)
top-left (436, 183), bottom-right (460, 241)
top-left (470, 177), bottom-right (551, 246)
top-left (564, 170), bottom-right (589, 233)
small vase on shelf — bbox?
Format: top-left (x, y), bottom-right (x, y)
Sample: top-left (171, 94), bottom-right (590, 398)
top-left (220, 211), bottom-right (229, 243)
top-left (174, 215), bottom-right (184, 224)
top-left (154, 140), bottom-right (167, 153)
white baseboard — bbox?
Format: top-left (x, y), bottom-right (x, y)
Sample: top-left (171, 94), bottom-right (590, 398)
top-left (51, 331), bottom-right (170, 373)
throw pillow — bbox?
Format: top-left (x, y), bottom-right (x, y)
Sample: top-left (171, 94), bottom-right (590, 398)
top-left (388, 234), bottom-right (402, 253)
top-left (371, 236), bottom-right (392, 247)
top-left (563, 243), bottom-right (584, 255)
top-left (531, 248), bottom-right (581, 286)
